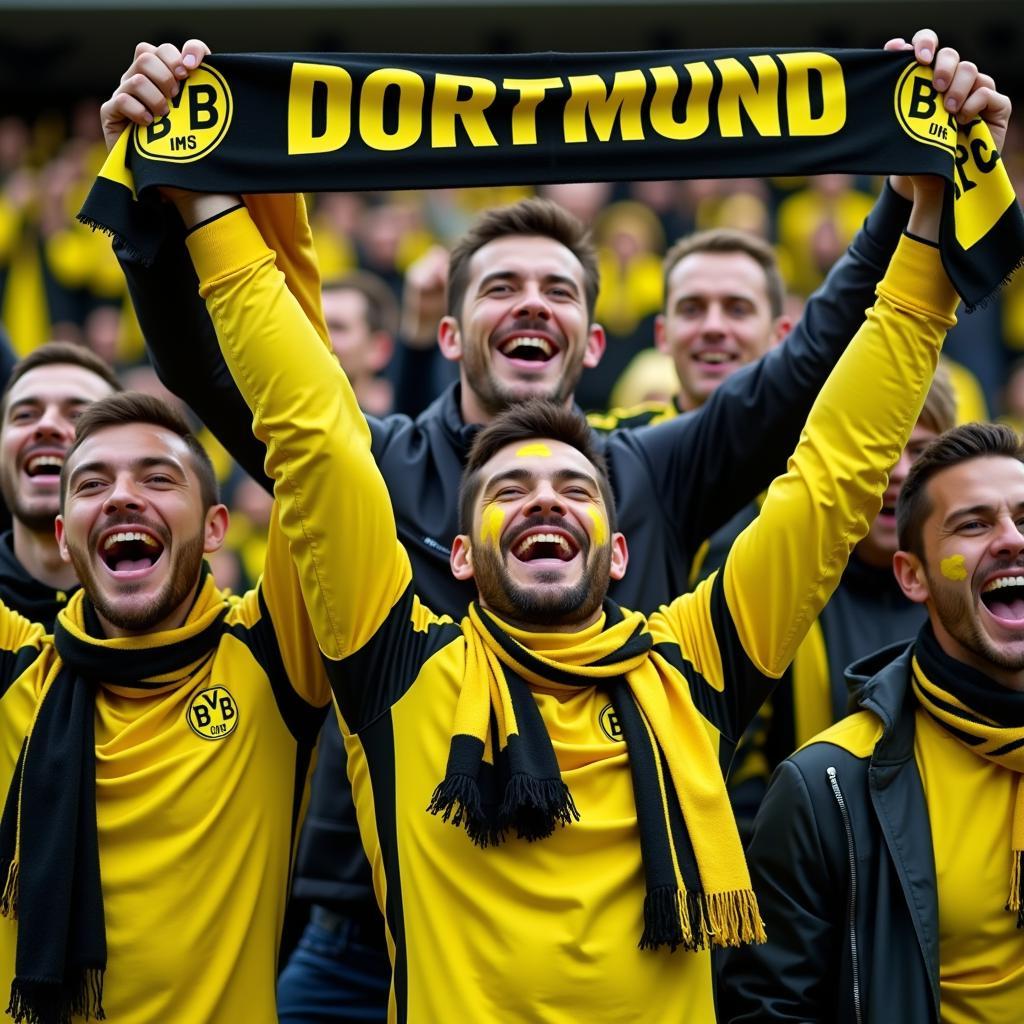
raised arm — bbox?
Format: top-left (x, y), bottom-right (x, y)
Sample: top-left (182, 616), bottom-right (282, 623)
top-left (177, 195), bottom-right (412, 662)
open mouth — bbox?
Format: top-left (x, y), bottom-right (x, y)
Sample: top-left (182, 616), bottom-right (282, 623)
top-left (693, 351), bottom-right (737, 368)
top-left (981, 575), bottom-right (1024, 623)
top-left (24, 452), bottom-right (64, 481)
top-left (99, 529), bottom-right (165, 575)
top-left (497, 335), bottom-right (558, 364)
top-left (512, 530), bottom-right (580, 564)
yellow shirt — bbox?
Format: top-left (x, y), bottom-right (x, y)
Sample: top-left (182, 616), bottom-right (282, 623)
top-left (916, 708), bottom-right (1024, 1023)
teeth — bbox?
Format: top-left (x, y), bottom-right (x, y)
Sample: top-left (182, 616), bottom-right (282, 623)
top-left (515, 532), bottom-right (573, 557)
top-left (103, 531), bottom-right (159, 551)
top-left (696, 352), bottom-right (732, 364)
top-left (501, 336), bottom-right (554, 357)
top-left (983, 576), bottom-right (1024, 593)
top-left (26, 455), bottom-right (63, 471)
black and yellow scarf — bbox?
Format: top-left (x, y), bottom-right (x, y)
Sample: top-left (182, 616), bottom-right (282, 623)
top-left (428, 601), bottom-right (764, 952)
top-left (0, 570), bottom-right (227, 1024)
top-left (79, 48), bottom-right (1023, 309)
top-left (912, 623), bottom-right (1024, 927)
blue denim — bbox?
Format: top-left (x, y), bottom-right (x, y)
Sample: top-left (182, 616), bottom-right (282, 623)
top-left (277, 909), bottom-right (390, 1023)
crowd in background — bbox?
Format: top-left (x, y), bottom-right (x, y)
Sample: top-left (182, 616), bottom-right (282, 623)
top-left (2, 96), bottom-right (1023, 591)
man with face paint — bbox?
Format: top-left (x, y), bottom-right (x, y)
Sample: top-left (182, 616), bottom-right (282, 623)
top-left (161, 108), bottom-right (966, 1014)
top-left (720, 421), bottom-right (1024, 1024)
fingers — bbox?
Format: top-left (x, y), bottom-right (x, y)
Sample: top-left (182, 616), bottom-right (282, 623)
top-left (931, 46), bottom-right (960, 92)
top-left (181, 38), bottom-right (212, 70)
top-left (883, 38), bottom-right (913, 53)
top-left (910, 28), bottom-right (938, 64)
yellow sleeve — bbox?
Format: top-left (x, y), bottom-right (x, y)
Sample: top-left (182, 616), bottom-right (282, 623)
top-left (724, 235), bottom-right (956, 676)
top-left (655, 236), bottom-right (957, 685)
top-left (187, 207), bottom-right (412, 662)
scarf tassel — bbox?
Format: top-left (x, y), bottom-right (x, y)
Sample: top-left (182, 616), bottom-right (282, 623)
top-left (427, 774), bottom-right (503, 848)
top-left (499, 774), bottom-right (580, 842)
top-left (640, 886), bottom-right (766, 952)
top-left (7, 969), bottom-right (106, 1024)
top-left (1007, 849), bottom-right (1024, 928)
top-left (0, 857), bottom-right (17, 920)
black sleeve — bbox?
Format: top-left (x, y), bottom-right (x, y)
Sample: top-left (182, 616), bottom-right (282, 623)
top-left (389, 341), bottom-right (445, 419)
top-left (0, 320), bottom-right (16, 388)
top-left (116, 208), bottom-right (388, 490)
top-left (632, 184), bottom-right (912, 552)
top-left (717, 759), bottom-right (841, 1023)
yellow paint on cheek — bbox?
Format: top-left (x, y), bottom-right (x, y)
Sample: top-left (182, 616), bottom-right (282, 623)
top-left (587, 506), bottom-right (608, 546)
top-left (481, 503), bottom-right (505, 547)
top-left (940, 555), bottom-right (968, 581)
top-left (515, 443), bottom-right (552, 458)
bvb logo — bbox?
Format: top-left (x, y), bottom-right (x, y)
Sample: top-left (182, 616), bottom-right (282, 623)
top-left (598, 704), bottom-right (624, 743)
top-left (187, 686), bottom-right (239, 740)
top-left (134, 64), bottom-right (233, 163)
top-left (893, 62), bottom-right (956, 155)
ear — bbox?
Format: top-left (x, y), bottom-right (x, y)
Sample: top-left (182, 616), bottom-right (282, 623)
top-left (582, 323), bottom-right (606, 369)
top-left (608, 532), bottom-right (629, 581)
top-left (893, 550), bottom-right (929, 604)
top-left (769, 314), bottom-right (794, 348)
top-left (450, 534), bottom-right (475, 581)
top-left (437, 316), bottom-right (463, 363)
top-left (653, 314), bottom-right (668, 354)
top-left (203, 504), bottom-right (230, 555)
top-left (367, 331), bottom-right (395, 374)
top-left (54, 515), bottom-right (71, 564)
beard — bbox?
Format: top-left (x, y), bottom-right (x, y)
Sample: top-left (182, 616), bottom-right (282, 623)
top-left (472, 524), bottom-right (611, 628)
top-left (0, 467), bottom-right (59, 534)
top-left (926, 562), bottom-right (1024, 674)
top-left (66, 526), bottom-right (205, 633)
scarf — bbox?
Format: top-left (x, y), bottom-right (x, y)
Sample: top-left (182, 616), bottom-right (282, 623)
top-left (79, 48), bottom-right (1023, 309)
top-left (427, 600), bottom-right (764, 952)
top-left (0, 570), bottom-right (227, 1024)
top-left (912, 622), bottom-right (1024, 927)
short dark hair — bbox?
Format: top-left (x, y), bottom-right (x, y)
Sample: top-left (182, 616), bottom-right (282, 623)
top-left (322, 270), bottom-right (399, 337)
top-left (458, 398), bottom-right (616, 535)
top-left (897, 422), bottom-right (1024, 557)
top-left (60, 392), bottom-right (220, 511)
top-left (662, 228), bottom-right (785, 319)
top-left (447, 199), bottom-right (600, 321)
top-left (0, 340), bottom-right (122, 421)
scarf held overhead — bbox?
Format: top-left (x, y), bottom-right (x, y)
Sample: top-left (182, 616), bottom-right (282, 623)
top-left (80, 47), bottom-right (1023, 308)
top-left (427, 601), bottom-right (765, 952)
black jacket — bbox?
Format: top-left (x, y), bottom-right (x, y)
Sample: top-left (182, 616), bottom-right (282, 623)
top-left (718, 640), bottom-right (940, 1024)
top-left (118, 186), bottom-right (910, 915)
top-left (0, 530), bottom-right (75, 631)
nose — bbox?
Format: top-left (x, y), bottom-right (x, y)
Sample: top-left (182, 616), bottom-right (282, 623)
top-left (526, 480), bottom-right (566, 518)
top-left (103, 473), bottom-right (146, 515)
top-left (889, 449), bottom-right (914, 489)
top-left (513, 284), bottom-right (552, 322)
top-left (34, 404), bottom-right (75, 444)
top-left (699, 303), bottom-right (727, 338)
top-left (991, 515), bottom-right (1024, 558)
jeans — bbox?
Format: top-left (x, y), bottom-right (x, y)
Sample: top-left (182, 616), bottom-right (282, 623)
top-left (277, 906), bottom-right (390, 1023)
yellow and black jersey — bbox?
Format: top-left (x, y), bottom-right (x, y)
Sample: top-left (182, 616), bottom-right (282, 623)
top-left (586, 399), bottom-right (678, 434)
top-left (0, 512), bottom-right (331, 1023)
top-left (190, 208), bottom-right (955, 1023)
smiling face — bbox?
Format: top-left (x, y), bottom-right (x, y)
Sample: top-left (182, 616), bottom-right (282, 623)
top-left (0, 364), bottom-right (116, 532)
top-left (55, 422), bottom-right (227, 637)
top-left (894, 456), bottom-right (1024, 683)
top-left (439, 235), bottom-right (605, 423)
top-left (655, 250), bottom-right (787, 411)
top-left (451, 438), bottom-right (627, 629)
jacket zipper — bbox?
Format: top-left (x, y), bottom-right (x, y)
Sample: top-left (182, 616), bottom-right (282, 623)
top-left (827, 766), bottom-right (863, 1024)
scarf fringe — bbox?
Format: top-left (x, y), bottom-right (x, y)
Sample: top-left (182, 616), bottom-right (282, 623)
top-left (640, 886), bottom-right (765, 952)
top-left (1007, 849), bottom-right (1024, 928)
top-left (964, 253), bottom-right (1024, 314)
top-left (427, 774), bottom-right (504, 848)
top-left (7, 969), bottom-right (106, 1024)
top-left (499, 774), bottom-right (580, 842)
top-left (0, 857), bottom-right (17, 919)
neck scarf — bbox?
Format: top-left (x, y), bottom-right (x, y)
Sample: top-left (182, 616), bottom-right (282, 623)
top-left (79, 48), bottom-right (1023, 309)
top-left (912, 622), bottom-right (1024, 927)
top-left (428, 600), bottom-right (764, 952)
top-left (0, 570), bottom-right (227, 1024)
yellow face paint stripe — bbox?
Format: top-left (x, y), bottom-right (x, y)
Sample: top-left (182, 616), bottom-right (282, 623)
top-left (481, 503), bottom-right (505, 547)
top-left (586, 506), bottom-right (608, 546)
top-left (515, 443), bottom-right (552, 458)
top-left (940, 554), bottom-right (968, 581)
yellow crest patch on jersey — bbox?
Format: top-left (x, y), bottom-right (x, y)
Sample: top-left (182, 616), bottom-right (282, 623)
top-left (187, 686), bottom-right (239, 740)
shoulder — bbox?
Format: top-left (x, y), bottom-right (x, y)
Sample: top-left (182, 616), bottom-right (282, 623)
top-left (587, 400), bottom-right (677, 433)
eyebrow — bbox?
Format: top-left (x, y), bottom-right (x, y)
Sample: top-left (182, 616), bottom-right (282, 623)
top-left (67, 455), bottom-right (185, 488)
top-left (943, 501), bottom-right (1024, 526)
top-left (483, 466), bottom-right (599, 492)
top-left (476, 270), bottom-right (581, 296)
top-left (8, 395), bottom-right (95, 413)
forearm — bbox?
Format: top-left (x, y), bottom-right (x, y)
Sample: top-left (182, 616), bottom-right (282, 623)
top-left (725, 235), bottom-right (956, 676)
top-left (186, 207), bottom-right (411, 659)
